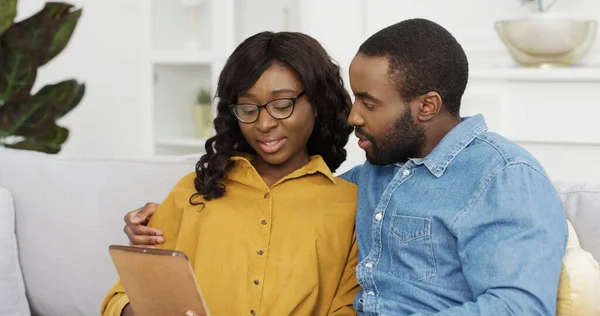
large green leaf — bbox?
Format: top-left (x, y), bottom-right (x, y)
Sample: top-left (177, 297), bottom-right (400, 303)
top-left (3, 123), bottom-right (69, 154)
top-left (0, 43), bottom-right (37, 107)
top-left (0, 0), bottom-right (17, 35)
top-left (2, 2), bottom-right (82, 66)
top-left (4, 126), bottom-right (67, 154)
top-left (0, 79), bottom-right (83, 139)
top-left (33, 123), bottom-right (69, 143)
top-left (5, 139), bottom-right (61, 153)
top-left (0, 93), bottom-right (48, 137)
top-left (0, 2), bottom-right (84, 154)
top-left (41, 2), bottom-right (82, 66)
top-left (50, 79), bottom-right (85, 119)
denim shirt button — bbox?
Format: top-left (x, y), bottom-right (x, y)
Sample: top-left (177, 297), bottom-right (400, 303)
top-left (375, 212), bottom-right (383, 221)
top-left (402, 169), bottom-right (411, 177)
top-left (368, 291), bottom-right (375, 295)
top-left (365, 262), bottom-right (374, 268)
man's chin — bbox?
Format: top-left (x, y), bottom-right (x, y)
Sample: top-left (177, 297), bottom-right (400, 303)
top-left (365, 152), bottom-right (386, 166)
top-left (365, 150), bottom-right (411, 166)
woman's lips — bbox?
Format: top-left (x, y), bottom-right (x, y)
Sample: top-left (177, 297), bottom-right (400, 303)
top-left (258, 138), bottom-right (286, 154)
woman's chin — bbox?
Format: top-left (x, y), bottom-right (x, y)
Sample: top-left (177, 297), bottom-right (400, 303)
top-left (256, 152), bottom-right (290, 166)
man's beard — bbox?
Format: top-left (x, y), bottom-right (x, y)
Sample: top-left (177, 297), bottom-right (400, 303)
top-left (358, 110), bottom-right (426, 166)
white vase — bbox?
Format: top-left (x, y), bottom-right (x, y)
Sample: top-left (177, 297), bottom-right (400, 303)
top-left (180, 0), bottom-right (205, 51)
top-left (495, 13), bottom-right (597, 68)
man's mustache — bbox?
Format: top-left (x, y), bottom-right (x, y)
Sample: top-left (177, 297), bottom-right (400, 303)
top-left (354, 128), bottom-right (375, 143)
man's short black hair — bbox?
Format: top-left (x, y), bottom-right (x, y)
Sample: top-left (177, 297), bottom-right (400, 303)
top-left (358, 18), bottom-right (469, 116)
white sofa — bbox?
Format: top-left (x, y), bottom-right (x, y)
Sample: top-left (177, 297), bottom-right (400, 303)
top-left (0, 148), bottom-right (599, 315)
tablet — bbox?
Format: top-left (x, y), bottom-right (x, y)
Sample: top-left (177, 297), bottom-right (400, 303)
top-left (108, 245), bottom-right (211, 316)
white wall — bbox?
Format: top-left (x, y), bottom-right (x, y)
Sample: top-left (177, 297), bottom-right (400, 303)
top-left (298, 0), bottom-right (369, 173)
top-left (15, 0), bottom-right (153, 158)
top-left (13, 0), bottom-right (600, 183)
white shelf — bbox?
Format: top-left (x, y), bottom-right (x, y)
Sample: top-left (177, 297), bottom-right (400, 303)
top-left (470, 65), bottom-right (600, 82)
top-left (151, 49), bottom-right (218, 65)
top-left (513, 138), bottom-right (600, 147)
top-left (155, 137), bottom-right (208, 148)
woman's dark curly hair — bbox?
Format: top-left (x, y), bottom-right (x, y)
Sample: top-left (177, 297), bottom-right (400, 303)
top-left (190, 31), bottom-right (353, 203)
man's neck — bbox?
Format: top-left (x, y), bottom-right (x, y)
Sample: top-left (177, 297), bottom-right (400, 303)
top-left (420, 115), bottom-right (462, 158)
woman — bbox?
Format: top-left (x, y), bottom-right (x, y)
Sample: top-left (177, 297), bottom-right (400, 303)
top-left (101, 31), bottom-right (359, 316)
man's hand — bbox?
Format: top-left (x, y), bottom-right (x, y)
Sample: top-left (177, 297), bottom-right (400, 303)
top-left (123, 202), bottom-right (164, 248)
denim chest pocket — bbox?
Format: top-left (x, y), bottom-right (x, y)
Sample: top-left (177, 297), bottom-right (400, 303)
top-left (388, 215), bottom-right (436, 281)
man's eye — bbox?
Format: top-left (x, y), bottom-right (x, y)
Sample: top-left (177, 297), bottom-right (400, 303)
top-left (363, 102), bottom-right (374, 109)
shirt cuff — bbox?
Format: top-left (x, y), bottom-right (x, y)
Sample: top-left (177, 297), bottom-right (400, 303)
top-left (105, 294), bottom-right (130, 316)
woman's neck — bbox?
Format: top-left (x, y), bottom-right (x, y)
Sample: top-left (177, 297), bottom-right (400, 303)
top-left (252, 150), bottom-right (310, 188)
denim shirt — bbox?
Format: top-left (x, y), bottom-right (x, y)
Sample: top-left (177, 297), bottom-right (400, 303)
top-left (340, 115), bottom-right (567, 316)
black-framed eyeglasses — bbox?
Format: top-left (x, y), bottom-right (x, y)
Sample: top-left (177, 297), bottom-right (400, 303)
top-left (229, 91), bottom-right (306, 124)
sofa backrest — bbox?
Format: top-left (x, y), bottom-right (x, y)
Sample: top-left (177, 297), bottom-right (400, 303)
top-left (0, 148), bottom-right (598, 315)
top-left (0, 149), bottom-right (198, 316)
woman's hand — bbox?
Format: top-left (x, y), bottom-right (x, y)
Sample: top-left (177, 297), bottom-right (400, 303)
top-left (123, 202), bottom-right (164, 247)
top-left (122, 305), bottom-right (200, 316)
top-left (121, 304), bottom-right (134, 316)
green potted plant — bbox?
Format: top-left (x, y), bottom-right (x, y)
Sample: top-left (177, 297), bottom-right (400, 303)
top-left (494, 0), bottom-right (597, 68)
top-left (519, 0), bottom-right (559, 13)
top-left (0, 0), bottom-right (85, 153)
top-left (193, 87), bottom-right (213, 139)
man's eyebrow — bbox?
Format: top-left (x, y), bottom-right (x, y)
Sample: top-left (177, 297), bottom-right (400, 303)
top-left (354, 91), bottom-right (382, 103)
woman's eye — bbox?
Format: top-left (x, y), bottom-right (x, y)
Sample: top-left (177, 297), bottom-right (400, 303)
top-left (273, 104), bottom-right (292, 111)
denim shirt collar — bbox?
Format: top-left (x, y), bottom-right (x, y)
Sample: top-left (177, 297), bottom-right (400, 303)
top-left (411, 114), bottom-right (488, 178)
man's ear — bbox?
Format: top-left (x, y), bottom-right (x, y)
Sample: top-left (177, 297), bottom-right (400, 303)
top-left (417, 91), bottom-right (442, 122)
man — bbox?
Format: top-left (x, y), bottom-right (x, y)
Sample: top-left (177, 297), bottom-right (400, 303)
top-left (124, 19), bottom-right (567, 315)
top-left (338, 19), bottom-right (566, 315)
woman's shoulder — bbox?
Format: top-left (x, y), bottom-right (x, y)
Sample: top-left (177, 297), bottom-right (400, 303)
top-left (164, 172), bottom-right (201, 209)
top-left (314, 176), bottom-right (357, 206)
top-left (334, 176), bottom-right (358, 192)
top-left (170, 171), bottom-right (198, 192)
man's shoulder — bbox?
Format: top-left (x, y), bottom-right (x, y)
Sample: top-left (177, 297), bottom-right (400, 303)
top-left (338, 161), bottom-right (396, 185)
top-left (464, 131), bottom-right (548, 176)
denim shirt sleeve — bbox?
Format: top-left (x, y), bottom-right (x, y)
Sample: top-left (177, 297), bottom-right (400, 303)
top-left (339, 165), bottom-right (362, 184)
top-left (415, 163), bottom-right (567, 316)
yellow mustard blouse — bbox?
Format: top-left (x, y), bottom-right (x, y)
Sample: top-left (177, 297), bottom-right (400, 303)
top-left (101, 155), bottom-right (359, 316)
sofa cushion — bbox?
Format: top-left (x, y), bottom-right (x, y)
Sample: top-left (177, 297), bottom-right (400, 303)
top-left (560, 221), bottom-right (600, 315)
top-left (555, 182), bottom-right (600, 262)
top-left (0, 149), bottom-right (197, 315)
top-left (0, 187), bottom-right (31, 316)
top-left (556, 264), bottom-right (571, 316)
